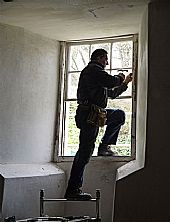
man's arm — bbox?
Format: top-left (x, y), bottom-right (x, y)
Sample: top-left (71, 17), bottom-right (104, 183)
top-left (107, 83), bottom-right (127, 99)
top-left (92, 64), bottom-right (125, 88)
top-left (108, 73), bottom-right (133, 99)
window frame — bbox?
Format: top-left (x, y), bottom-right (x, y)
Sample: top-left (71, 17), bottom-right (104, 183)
top-left (54, 34), bottom-right (138, 163)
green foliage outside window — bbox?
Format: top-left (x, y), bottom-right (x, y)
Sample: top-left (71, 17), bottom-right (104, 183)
top-left (66, 100), bottom-right (131, 156)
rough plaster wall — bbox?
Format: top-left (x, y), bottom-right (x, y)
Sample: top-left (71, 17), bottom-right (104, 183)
top-left (0, 23), bottom-right (60, 163)
top-left (114, 2), bottom-right (170, 222)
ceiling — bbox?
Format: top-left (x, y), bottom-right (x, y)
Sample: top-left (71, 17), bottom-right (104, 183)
top-left (0, 0), bottom-right (149, 41)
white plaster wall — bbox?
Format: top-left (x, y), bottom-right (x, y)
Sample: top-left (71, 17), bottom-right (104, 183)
top-left (116, 7), bottom-right (148, 179)
top-left (0, 23), bottom-right (60, 163)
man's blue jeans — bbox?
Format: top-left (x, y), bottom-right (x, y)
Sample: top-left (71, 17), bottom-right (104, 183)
top-left (66, 106), bottom-right (125, 192)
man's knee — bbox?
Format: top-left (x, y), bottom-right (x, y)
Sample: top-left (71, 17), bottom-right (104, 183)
top-left (115, 109), bottom-right (125, 124)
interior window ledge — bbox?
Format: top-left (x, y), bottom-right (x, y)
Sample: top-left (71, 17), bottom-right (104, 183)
top-left (56, 156), bottom-right (135, 163)
top-left (116, 158), bottom-right (144, 180)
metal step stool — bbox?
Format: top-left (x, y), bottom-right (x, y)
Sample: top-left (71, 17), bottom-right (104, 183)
top-left (4, 190), bottom-right (101, 222)
top-left (40, 189), bottom-right (101, 221)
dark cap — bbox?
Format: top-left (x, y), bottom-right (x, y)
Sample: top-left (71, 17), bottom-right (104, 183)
top-left (90, 48), bottom-right (108, 61)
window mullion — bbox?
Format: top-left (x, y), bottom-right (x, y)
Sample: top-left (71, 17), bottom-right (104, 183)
top-left (110, 42), bottom-right (113, 74)
top-left (131, 34), bottom-right (138, 157)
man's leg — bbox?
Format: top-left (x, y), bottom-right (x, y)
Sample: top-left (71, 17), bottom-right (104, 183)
top-left (65, 107), bottom-right (99, 199)
top-left (98, 109), bottom-right (125, 156)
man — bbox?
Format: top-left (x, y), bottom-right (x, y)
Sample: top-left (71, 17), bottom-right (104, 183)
top-left (64, 48), bottom-right (132, 200)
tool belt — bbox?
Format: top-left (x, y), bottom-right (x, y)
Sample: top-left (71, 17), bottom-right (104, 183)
top-left (87, 104), bottom-right (107, 127)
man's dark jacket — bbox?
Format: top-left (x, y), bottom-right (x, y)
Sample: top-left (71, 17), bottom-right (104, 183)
top-left (77, 61), bottom-right (128, 108)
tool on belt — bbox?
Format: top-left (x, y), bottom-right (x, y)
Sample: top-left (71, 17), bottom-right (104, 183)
top-left (87, 104), bottom-right (107, 127)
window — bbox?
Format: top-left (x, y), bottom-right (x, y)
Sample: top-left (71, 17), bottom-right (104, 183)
top-left (57, 35), bottom-right (137, 158)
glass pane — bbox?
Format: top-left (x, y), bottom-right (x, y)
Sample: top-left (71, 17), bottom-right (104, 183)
top-left (107, 98), bottom-right (132, 113)
top-left (68, 45), bottom-right (90, 71)
top-left (67, 72), bottom-right (80, 99)
top-left (94, 112), bottom-right (131, 157)
top-left (111, 113), bottom-right (132, 156)
top-left (112, 41), bottom-right (133, 69)
top-left (111, 69), bottom-right (132, 97)
top-left (91, 43), bottom-right (111, 69)
top-left (111, 145), bottom-right (131, 156)
top-left (117, 113), bottom-right (131, 145)
top-left (106, 98), bottom-right (132, 156)
top-left (64, 101), bottom-right (79, 156)
top-left (64, 99), bottom-right (132, 156)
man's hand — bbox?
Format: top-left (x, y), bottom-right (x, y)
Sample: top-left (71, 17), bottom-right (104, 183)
top-left (118, 73), bottom-right (125, 81)
top-left (123, 73), bottom-right (133, 85)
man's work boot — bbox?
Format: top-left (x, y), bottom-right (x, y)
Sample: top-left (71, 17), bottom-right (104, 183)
top-left (64, 188), bottom-right (92, 200)
top-left (97, 143), bottom-right (117, 156)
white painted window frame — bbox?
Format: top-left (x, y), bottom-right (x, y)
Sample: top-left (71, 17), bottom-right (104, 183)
top-left (54, 34), bottom-right (138, 163)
